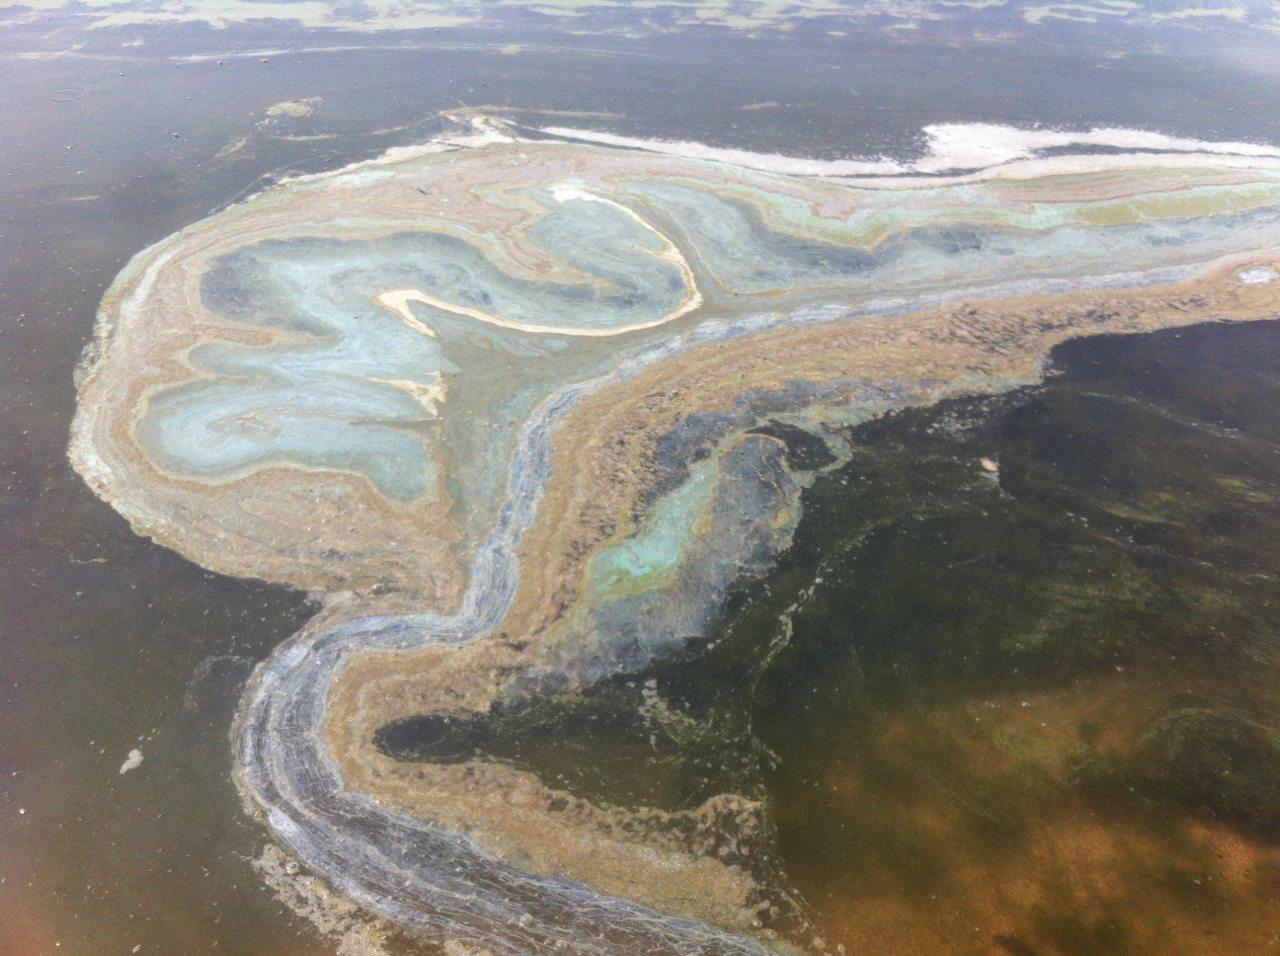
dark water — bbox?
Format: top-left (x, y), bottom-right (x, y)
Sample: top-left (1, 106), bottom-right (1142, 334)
top-left (394, 321), bottom-right (1280, 952)
top-left (5, 14), bottom-right (1280, 954)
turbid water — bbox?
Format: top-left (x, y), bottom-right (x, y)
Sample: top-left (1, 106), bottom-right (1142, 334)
top-left (6, 5), bottom-right (1280, 955)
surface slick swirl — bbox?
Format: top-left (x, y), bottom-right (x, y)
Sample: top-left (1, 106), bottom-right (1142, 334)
top-left (69, 117), bottom-right (1280, 952)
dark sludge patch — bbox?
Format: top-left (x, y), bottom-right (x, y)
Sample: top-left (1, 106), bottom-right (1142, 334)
top-left (373, 712), bottom-right (492, 764)
top-left (371, 662), bottom-right (769, 813)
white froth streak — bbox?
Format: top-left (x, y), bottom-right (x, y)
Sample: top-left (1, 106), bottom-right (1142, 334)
top-left (537, 121), bottom-right (1280, 182)
top-left (258, 113), bottom-right (1280, 201)
top-left (276, 116), bottom-right (516, 189)
top-left (541, 124), bottom-right (907, 176)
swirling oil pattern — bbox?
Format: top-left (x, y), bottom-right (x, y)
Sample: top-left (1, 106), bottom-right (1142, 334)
top-left (69, 117), bottom-right (1280, 952)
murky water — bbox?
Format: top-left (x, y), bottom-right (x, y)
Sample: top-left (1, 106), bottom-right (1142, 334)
top-left (4, 12), bottom-right (1280, 954)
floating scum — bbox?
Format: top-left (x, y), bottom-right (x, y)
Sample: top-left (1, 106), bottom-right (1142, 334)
top-left (69, 116), bottom-right (1280, 951)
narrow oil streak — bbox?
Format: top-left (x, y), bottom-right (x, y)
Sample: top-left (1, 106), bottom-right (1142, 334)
top-left (374, 187), bottom-right (702, 339)
top-left (234, 247), bottom-right (1253, 953)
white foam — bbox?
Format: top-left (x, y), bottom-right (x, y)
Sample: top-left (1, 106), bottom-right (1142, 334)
top-left (917, 123), bottom-right (1280, 172)
top-left (118, 748), bottom-right (144, 775)
top-left (536, 121), bottom-right (1280, 178)
top-left (273, 142), bottom-right (454, 190)
top-left (276, 115), bottom-right (515, 189)
top-left (262, 114), bottom-right (1280, 203)
top-left (539, 126), bottom-right (907, 176)
top-left (1238, 266), bottom-right (1279, 284)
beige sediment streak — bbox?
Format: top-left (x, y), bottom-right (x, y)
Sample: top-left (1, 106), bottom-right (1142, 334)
top-left (375, 289), bottom-right (440, 338)
top-left (374, 185), bottom-right (702, 338)
top-left (370, 373), bottom-right (449, 416)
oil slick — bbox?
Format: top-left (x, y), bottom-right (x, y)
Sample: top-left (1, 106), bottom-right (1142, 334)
top-left (69, 115), bottom-right (1280, 952)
